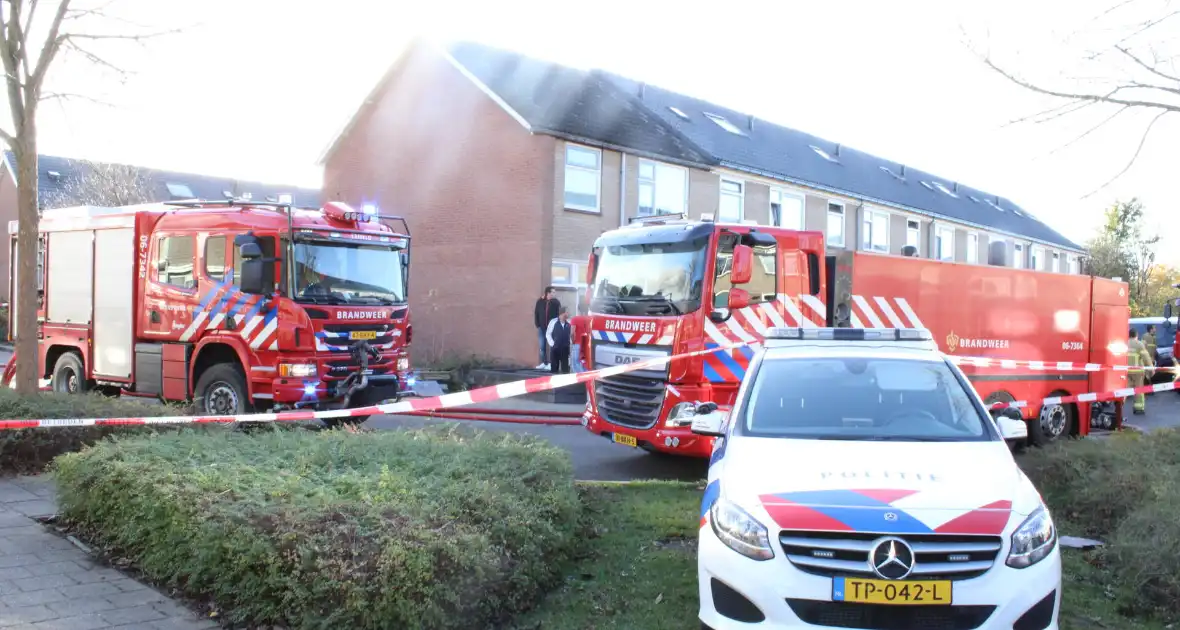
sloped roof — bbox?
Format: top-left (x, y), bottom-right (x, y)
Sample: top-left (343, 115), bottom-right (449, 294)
top-left (2, 152), bottom-right (321, 210)
top-left (446, 41), bottom-right (1082, 251)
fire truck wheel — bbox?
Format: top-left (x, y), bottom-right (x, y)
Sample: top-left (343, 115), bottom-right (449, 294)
top-left (1030, 401), bottom-right (1074, 447)
top-left (51, 353), bottom-right (90, 394)
top-left (192, 364), bottom-right (252, 417)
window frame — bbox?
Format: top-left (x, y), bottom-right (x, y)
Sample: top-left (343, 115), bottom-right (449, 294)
top-left (826, 201), bottom-right (846, 248)
top-left (551, 260), bottom-right (580, 288)
top-left (1051, 251), bottom-right (1060, 273)
top-left (1013, 243), bottom-right (1025, 269)
top-left (966, 232), bottom-right (979, 265)
top-left (563, 143), bottom-right (602, 213)
top-left (861, 207), bottom-right (889, 253)
top-left (1031, 245), bottom-right (1044, 271)
top-left (204, 235), bottom-right (228, 282)
top-left (935, 225), bottom-right (955, 262)
top-left (155, 234), bottom-right (197, 292)
top-left (637, 159), bottom-right (689, 217)
top-left (905, 219), bottom-right (920, 251)
top-left (718, 177), bottom-right (745, 223)
top-left (769, 187), bottom-right (805, 230)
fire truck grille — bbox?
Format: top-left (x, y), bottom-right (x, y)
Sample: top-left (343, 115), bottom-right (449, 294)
top-left (780, 531), bottom-right (1003, 581)
top-left (594, 374), bottom-right (665, 429)
top-left (323, 358), bottom-right (396, 380)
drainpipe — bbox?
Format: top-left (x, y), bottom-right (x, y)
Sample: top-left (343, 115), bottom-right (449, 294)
top-left (854, 201), bottom-right (864, 252)
top-left (618, 153), bottom-right (627, 228)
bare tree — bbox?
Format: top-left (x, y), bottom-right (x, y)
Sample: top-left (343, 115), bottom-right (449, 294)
top-left (970, 0), bottom-right (1180, 196)
top-left (0, 1), bottom-right (174, 393)
top-left (56, 159), bottom-right (155, 207)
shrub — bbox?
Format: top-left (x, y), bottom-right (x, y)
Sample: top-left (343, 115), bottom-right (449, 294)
top-left (54, 425), bottom-right (581, 630)
top-left (0, 389), bottom-right (193, 475)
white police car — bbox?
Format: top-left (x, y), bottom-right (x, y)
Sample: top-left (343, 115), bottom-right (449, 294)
top-left (691, 327), bottom-right (1060, 630)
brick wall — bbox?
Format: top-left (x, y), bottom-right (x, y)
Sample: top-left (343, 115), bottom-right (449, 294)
top-left (0, 167), bottom-right (15, 300)
top-left (323, 43), bottom-right (554, 367)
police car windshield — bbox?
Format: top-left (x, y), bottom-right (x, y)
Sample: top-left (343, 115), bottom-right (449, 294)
top-left (739, 356), bottom-right (994, 442)
top-left (591, 238), bottom-right (707, 315)
top-left (292, 242), bottom-right (406, 305)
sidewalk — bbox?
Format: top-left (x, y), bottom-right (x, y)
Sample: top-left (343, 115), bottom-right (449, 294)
top-left (0, 476), bottom-right (216, 630)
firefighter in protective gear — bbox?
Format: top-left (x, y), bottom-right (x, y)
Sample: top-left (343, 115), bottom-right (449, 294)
top-left (1144, 325), bottom-right (1158, 362)
top-left (1127, 328), bottom-right (1154, 415)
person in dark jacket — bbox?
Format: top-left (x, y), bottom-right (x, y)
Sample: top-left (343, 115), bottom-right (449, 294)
top-left (546, 307), bottom-right (572, 374)
top-left (533, 286), bottom-right (562, 369)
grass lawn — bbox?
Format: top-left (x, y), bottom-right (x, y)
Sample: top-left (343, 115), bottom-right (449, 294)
top-left (516, 481), bottom-right (1162, 630)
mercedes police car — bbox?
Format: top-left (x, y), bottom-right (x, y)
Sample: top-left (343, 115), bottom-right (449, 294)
top-left (690, 327), bottom-right (1061, 630)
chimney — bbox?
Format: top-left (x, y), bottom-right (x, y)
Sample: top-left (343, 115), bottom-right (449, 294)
top-left (835, 143), bottom-right (842, 157)
top-left (952, 182), bottom-right (958, 192)
top-left (747, 114), bottom-right (754, 131)
top-left (900, 165), bottom-right (906, 177)
top-left (638, 82), bottom-right (646, 99)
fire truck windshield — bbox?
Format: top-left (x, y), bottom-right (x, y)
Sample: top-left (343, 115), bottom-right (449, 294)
top-left (292, 241), bottom-right (406, 305)
top-left (591, 238), bottom-right (707, 315)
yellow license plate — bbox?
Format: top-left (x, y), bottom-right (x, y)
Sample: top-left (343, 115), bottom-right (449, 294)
top-left (349, 331), bottom-right (378, 340)
top-left (833, 578), bottom-right (952, 605)
top-left (612, 433), bottom-right (638, 448)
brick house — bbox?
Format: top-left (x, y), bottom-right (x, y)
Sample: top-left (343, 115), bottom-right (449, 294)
top-left (320, 40), bottom-right (1085, 367)
top-left (0, 152), bottom-right (320, 301)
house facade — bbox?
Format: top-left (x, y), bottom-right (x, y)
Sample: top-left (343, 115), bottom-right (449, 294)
top-left (0, 152), bottom-right (320, 302)
top-left (321, 40), bottom-right (1085, 367)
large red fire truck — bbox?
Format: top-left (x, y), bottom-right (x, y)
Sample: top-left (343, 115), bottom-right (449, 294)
top-left (7, 199), bottom-right (413, 423)
top-left (581, 216), bottom-right (1129, 457)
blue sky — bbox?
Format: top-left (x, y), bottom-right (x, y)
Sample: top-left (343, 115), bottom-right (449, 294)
top-left (24, 0), bottom-right (1180, 265)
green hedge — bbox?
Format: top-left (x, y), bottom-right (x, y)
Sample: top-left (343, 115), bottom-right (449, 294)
top-left (54, 426), bottom-right (581, 629)
top-left (0, 389), bottom-right (190, 475)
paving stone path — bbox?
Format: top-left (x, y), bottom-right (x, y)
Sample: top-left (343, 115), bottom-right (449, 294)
top-left (0, 476), bottom-right (216, 629)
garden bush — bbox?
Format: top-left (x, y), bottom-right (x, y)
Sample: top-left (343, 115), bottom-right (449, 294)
top-left (0, 389), bottom-right (192, 475)
top-left (54, 425), bottom-right (581, 630)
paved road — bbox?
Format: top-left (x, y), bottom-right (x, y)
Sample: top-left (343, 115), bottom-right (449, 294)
top-left (369, 398), bottom-right (710, 482)
top-left (1123, 386), bottom-right (1180, 432)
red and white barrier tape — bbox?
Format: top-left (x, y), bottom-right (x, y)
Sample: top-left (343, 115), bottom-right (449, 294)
top-left (0, 341), bottom-right (1161, 430)
top-left (987, 380), bottom-right (1175, 410)
top-left (0, 341), bottom-right (749, 430)
top-left (949, 355), bottom-right (1176, 373)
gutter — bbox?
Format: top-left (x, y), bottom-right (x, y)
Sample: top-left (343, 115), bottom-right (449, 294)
top-left (536, 128), bottom-right (717, 172)
top-left (718, 160), bottom-right (1085, 254)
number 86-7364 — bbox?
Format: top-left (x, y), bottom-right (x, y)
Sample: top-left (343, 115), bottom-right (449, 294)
top-left (1062, 341), bottom-right (1084, 351)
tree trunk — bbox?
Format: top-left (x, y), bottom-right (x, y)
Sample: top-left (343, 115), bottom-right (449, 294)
top-left (13, 129), bottom-right (40, 395)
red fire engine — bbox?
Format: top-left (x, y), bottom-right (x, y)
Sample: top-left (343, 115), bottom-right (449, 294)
top-left (7, 199), bottom-right (413, 424)
top-left (581, 216), bottom-right (1129, 457)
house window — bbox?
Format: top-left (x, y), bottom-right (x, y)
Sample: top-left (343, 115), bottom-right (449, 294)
top-left (935, 226), bottom-right (954, 261)
top-left (861, 208), bottom-right (889, 253)
top-left (1051, 252), bottom-right (1060, 273)
top-left (551, 261), bottom-right (578, 287)
top-left (1069, 255), bottom-right (1081, 274)
top-left (564, 144), bottom-right (601, 211)
top-left (770, 188), bottom-right (804, 229)
top-left (704, 113), bottom-right (744, 135)
top-left (966, 233), bottom-right (979, 264)
top-left (1031, 246), bottom-right (1043, 270)
top-left (827, 202), bottom-right (845, 248)
top-left (638, 160), bottom-right (688, 216)
top-left (157, 236), bottom-right (196, 290)
top-left (718, 178), bottom-right (744, 223)
top-left (205, 236), bottom-right (227, 281)
top-left (1013, 244), bottom-right (1025, 269)
top-left (905, 220), bottom-right (920, 251)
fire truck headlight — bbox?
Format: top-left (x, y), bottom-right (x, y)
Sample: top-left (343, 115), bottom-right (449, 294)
top-left (666, 402), bottom-right (697, 427)
top-left (397, 357), bottom-right (410, 371)
top-left (303, 384), bottom-right (318, 396)
top-left (279, 363), bottom-right (317, 378)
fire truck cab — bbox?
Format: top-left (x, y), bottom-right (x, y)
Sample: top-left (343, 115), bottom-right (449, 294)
top-left (581, 215), bottom-right (1129, 458)
top-left (8, 199), bottom-right (413, 424)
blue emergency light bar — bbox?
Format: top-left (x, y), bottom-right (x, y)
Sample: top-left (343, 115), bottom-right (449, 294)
top-left (766, 327), bottom-right (933, 342)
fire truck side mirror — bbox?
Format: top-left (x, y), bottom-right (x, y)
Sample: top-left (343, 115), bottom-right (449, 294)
top-left (727, 287), bottom-right (750, 311)
top-left (1166, 302), bottom-right (1173, 320)
top-left (238, 242), bottom-right (263, 260)
top-left (731, 244), bottom-right (753, 285)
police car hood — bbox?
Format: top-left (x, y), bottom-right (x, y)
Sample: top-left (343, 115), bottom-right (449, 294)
top-left (718, 437), bottom-right (1042, 536)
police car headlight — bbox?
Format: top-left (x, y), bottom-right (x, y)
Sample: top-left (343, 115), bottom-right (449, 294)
top-left (710, 497), bottom-right (774, 561)
top-left (1006, 505), bottom-right (1056, 568)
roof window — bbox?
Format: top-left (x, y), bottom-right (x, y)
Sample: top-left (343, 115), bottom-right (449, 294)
top-left (932, 181), bottom-right (959, 198)
top-left (47, 170), bottom-right (61, 181)
top-left (810, 145), bottom-right (839, 163)
top-left (985, 197), bottom-right (1005, 212)
top-left (919, 181), bottom-right (934, 191)
top-left (879, 165), bottom-right (905, 181)
top-left (668, 106), bottom-right (690, 120)
top-left (704, 112), bottom-right (744, 135)
top-left (968, 195), bottom-right (981, 203)
top-left (166, 182), bottom-right (195, 199)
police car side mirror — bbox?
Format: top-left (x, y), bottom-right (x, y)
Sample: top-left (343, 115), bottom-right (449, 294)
top-left (991, 408), bottom-right (1027, 441)
top-left (691, 410), bottom-right (727, 437)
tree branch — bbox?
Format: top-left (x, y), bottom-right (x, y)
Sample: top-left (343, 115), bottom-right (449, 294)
top-left (27, 0), bottom-right (70, 98)
top-left (1116, 44), bottom-right (1180, 83)
top-left (1048, 105), bottom-right (1130, 156)
top-left (40, 90), bottom-right (112, 107)
top-left (0, 1), bottom-right (27, 128)
top-left (60, 38), bottom-right (126, 78)
top-left (1081, 110), bottom-right (1170, 199)
top-left (983, 57), bottom-right (1180, 113)
top-left (0, 124), bottom-right (14, 148)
